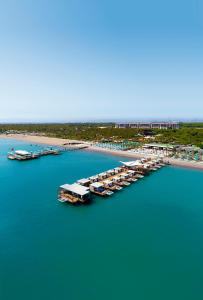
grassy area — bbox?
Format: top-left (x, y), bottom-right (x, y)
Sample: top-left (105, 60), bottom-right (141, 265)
top-left (0, 123), bottom-right (203, 148)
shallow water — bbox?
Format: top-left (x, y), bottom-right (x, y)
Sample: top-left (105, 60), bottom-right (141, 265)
top-left (1, 139), bottom-right (203, 300)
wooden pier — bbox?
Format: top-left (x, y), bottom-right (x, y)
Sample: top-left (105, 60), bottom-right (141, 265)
top-left (7, 148), bottom-right (61, 161)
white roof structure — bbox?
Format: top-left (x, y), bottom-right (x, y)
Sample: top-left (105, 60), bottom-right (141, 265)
top-left (60, 183), bottom-right (90, 196)
top-left (89, 175), bottom-right (98, 180)
top-left (77, 178), bottom-right (90, 185)
top-left (127, 170), bottom-right (135, 174)
top-left (120, 161), bottom-right (143, 167)
top-left (15, 150), bottom-right (31, 156)
top-left (90, 182), bottom-right (104, 188)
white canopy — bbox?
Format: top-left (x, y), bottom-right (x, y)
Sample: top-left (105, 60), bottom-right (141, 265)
top-left (90, 182), bottom-right (104, 188)
top-left (120, 160), bottom-right (142, 167)
top-left (89, 175), bottom-right (98, 180)
top-left (60, 183), bottom-right (90, 196)
top-left (15, 150), bottom-right (31, 156)
top-left (77, 178), bottom-right (90, 185)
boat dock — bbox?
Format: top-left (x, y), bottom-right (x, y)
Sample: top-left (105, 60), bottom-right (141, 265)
top-left (7, 148), bottom-right (61, 161)
top-left (58, 158), bottom-right (167, 204)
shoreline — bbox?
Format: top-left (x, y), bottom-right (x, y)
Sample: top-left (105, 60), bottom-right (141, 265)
top-left (1, 133), bottom-right (203, 171)
top-left (0, 134), bottom-right (87, 147)
top-left (87, 146), bottom-right (203, 171)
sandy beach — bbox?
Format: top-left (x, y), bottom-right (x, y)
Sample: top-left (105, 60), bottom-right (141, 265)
top-left (1, 133), bottom-right (203, 171)
top-left (0, 134), bottom-right (87, 147)
top-left (88, 145), bottom-right (203, 171)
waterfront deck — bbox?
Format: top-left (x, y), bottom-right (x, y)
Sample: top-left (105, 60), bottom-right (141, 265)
top-left (58, 158), bottom-right (166, 204)
top-left (7, 148), bottom-right (61, 161)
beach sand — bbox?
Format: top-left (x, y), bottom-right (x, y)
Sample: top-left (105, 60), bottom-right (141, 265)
top-left (0, 134), bottom-right (86, 146)
top-left (1, 133), bottom-right (203, 171)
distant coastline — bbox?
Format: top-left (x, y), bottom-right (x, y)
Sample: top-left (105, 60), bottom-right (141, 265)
top-left (1, 133), bottom-right (203, 171)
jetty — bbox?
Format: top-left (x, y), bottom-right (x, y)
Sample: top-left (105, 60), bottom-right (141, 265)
top-left (58, 158), bottom-right (167, 204)
top-left (7, 147), bottom-right (61, 161)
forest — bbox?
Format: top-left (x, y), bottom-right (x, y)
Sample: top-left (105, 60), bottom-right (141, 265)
top-left (1, 123), bottom-right (203, 148)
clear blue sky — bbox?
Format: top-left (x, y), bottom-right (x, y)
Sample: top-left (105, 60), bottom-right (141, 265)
top-left (0, 0), bottom-right (202, 122)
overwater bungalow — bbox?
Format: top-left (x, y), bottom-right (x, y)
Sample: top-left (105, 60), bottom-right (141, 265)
top-left (77, 178), bottom-right (91, 187)
top-left (112, 176), bottom-right (126, 187)
top-left (114, 167), bottom-right (123, 174)
top-left (90, 182), bottom-right (113, 196)
top-left (98, 172), bottom-right (108, 180)
top-left (58, 183), bottom-right (91, 204)
top-left (103, 179), bottom-right (118, 191)
top-left (142, 162), bottom-right (157, 171)
top-left (106, 169), bottom-right (115, 176)
top-left (89, 175), bottom-right (99, 183)
top-left (120, 161), bottom-right (149, 175)
top-left (126, 170), bottom-right (138, 182)
top-left (119, 174), bottom-right (131, 185)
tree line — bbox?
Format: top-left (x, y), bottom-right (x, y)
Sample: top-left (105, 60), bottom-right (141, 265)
top-left (0, 123), bottom-right (203, 148)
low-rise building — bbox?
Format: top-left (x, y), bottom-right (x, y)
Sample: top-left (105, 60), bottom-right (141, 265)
top-left (115, 122), bottom-right (180, 129)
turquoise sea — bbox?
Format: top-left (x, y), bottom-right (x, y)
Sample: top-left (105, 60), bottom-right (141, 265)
top-left (1, 139), bottom-right (203, 300)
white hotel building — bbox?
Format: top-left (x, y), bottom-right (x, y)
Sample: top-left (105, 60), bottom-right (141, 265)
top-left (115, 122), bottom-right (180, 130)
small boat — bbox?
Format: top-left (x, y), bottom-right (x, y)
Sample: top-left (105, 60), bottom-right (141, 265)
top-left (135, 174), bottom-right (144, 179)
top-left (131, 178), bottom-right (138, 182)
top-left (122, 181), bottom-right (131, 186)
top-left (106, 190), bottom-right (114, 196)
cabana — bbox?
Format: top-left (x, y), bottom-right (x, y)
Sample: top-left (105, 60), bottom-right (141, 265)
top-left (89, 175), bottom-right (99, 183)
top-left (98, 172), bottom-right (108, 179)
top-left (103, 179), bottom-right (117, 191)
top-left (90, 182), bottom-right (114, 196)
top-left (114, 167), bottom-right (123, 174)
top-left (90, 182), bottom-right (108, 196)
top-left (120, 160), bottom-right (150, 174)
top-left (58, 183), bottom-right (90, 203)
top-left (106, 169), bottom-right (115, 176)
top-left (77, 178), bottom-right (90, 187)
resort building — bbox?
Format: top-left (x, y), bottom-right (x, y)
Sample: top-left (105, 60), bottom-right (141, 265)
top-left (115, 122), bottom-right (180, 130)
top-left (142, 143), bottom-right (177, 151)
